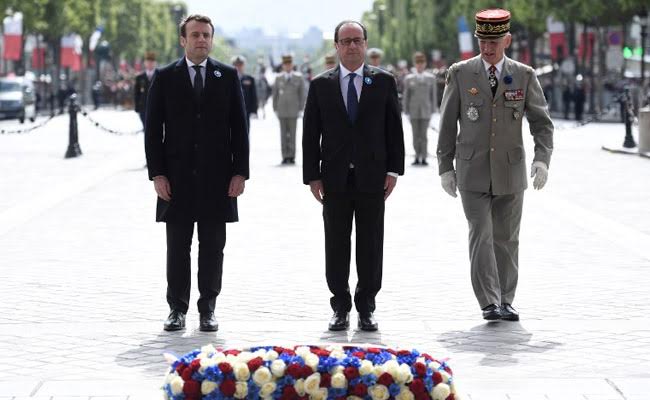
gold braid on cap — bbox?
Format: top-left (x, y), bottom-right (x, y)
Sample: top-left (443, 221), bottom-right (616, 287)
top-left (476, 22), bottom-right (510, 34)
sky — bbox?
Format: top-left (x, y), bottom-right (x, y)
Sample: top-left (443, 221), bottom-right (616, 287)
top-left (184, 0), bottom-right (375, 36)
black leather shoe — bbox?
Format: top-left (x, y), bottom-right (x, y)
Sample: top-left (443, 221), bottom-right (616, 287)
top-left (288, 158), bottom-right (296, 164)
top-left (163, 310), bottom-right (186, 331)
top-left (500, 303), bottom-right (520, 321)
top-left (199, 312), bottom-right (219, 332)
top-left (328, 311), bottom-right (349, 331)
top-left (421, 159), bottom-right (429, 166)
top-left (412, 159), bottom-right (421, 165)
top-left (358, 312), bottom-right (378, 331)
top-left (481, 304), bottom-right (502, 321)
top-left (281, 158), bottom-right (288, 164)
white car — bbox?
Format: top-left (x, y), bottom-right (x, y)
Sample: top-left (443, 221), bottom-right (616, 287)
top-left (0, 77), bottom-right (36, 123)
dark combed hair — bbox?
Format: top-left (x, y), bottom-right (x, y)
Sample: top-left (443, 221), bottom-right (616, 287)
top-left (334, 20), bottom-right (368, 43)
top-left (179, 14), bottom-right (214, 37)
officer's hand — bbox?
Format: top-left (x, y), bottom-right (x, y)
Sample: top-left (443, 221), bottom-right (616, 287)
top-left (228, 175), bottom-right (246, 197)
top-left (440, 170), bottom-right (457, 198)
top-left (384, 175), bottom-right (397, 200)
top-left (530, 161), bottom-right (549, 190)
top-left (309, 180), bottom-right (324, 204)
top-left (153, 175), bottom-right (172, 201)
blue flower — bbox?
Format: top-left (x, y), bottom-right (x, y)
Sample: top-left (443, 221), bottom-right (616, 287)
top-left (504, 75), bottom-right (513, 84)
top-left (389, 383), bottom-right (401, 396)
top-left (319, 356), bottom-right (340, 372)
top-left (360, 373), bottom-right (377, 386)
top-left (342, 356), bottom-right (361, 368)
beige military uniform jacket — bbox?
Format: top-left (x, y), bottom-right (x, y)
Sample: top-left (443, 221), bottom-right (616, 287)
top-left (402, 71), bottom-right (436, 118)
top-left (272, 71), bottom-right (305, 118)
top-left (437, 56), bottom-right (553, 195)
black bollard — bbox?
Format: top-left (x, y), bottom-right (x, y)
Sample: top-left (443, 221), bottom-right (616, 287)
top-left (64, 94), bottom-right (82, 158)
top-left (622, 88), bottom-right (637, 149)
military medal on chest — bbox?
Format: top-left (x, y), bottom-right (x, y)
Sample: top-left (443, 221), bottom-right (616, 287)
top-left (466, 105), bottom-right (479, 121)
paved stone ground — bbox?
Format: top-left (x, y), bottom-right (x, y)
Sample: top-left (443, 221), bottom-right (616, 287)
top-left (0, 106), bottom-right (649, 399)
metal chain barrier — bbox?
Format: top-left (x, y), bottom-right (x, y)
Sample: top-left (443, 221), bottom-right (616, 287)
top-left (0, 115), bottom-right (56, 135)
top-left (78, 107), bottom-right (143, 135)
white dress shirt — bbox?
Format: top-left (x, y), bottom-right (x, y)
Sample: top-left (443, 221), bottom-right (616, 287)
top-left (482, 56), bottom-right (505, 80)
top-left (186, 57), bottom-right (207, 87)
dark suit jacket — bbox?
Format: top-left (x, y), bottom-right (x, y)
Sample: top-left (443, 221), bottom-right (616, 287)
top-left (239, 74), bottom-right (258, 116)
top-left (302, 65), bottom-right (404, 193)
top-left (145, 57), bottom-right (249, 223)
top-left (134, 72), bottom-right (152, 114)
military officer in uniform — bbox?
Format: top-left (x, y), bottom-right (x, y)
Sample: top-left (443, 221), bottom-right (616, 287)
top-left (232, 55), bottom-right (258, 129)
top-left (403, 51), bottom-right (436, 165)
top-left (367, 48), bottom-right (384, 68)
top-left (324, 54), bottom-right (337, 70)
top-left (272, 54), bottom-right (305, 164)
top-left (436, 9), bottom-right (553, 321)
top-left (134, 51), bottom-right (157, 126)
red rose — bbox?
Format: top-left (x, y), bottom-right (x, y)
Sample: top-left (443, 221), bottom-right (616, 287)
top-left (352, 351), bottom-right (366, 359)
top-left (351, 383), bottom-right (368, 397)
top-left (343, 366), bottom-right (360, 380)
top-left (410, 378), bottom-right (425, 394)
top-left (415, 392), bottom-right (430, 400)
top-left (422, 353), bottom-right (433, 361)
top-left (175, 363), bottom-right (186, 374)
top-left (282, 385), bottom-right (298, 397)
top-left (446, 394), bottom-right (455, 400)
top-left (181, 368), bottom-right (193, 381)
top-left (183, 379), bottom-right (201, 397)
top-left (386, 348), bottom-right (397, 355)
top-left (312, 348), bottom-right (329, 357)
top-left (367, 347), bottom-right (381, 354)
top-left (377, 372), bottom-right (394, 386)
top-left (397, 350), bottom-right (411, 356)
top-left (301, 365), bottom-right (313, 378)
top-left (433, 371), bottom-right (443, 385)
top-left (218, 362), bottom-right (233, 374)
top-left (287, 363), bottom-right (302, 378)
top-left (320, 372), bottom-right (331, 387)
top-left (274, 346), bottom-right (286, 354)
top-left (223, 349), bottom-right (241, 356)
top-left (444, 365), bottom-right (453, 375)
top-left (220, 379), bottom-right (236, 396)
top-left (414, 362), bottom-right (427, 377)
top-left (190, 359), bottom-right (201, 371)
top-left (247, 357), bottom-right (264, 372)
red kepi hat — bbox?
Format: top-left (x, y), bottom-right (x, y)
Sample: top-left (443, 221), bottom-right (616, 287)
top-left (474, 8), bottom-right (511, 39)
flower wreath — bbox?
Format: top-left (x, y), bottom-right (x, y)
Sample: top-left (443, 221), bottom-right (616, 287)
top-left (162, 345), bottom-right (459, 400)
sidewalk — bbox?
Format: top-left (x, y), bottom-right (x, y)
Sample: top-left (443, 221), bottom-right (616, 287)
top-left (0, 107), bottom-right (649, 399)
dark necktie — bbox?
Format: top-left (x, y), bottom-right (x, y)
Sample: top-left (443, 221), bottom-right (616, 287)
top-left (488, 65), bottom-right (498, 97)
top-left (347, 72), bottom-right (358, 122)
top-left (192, 65), bottom-right (203, 101)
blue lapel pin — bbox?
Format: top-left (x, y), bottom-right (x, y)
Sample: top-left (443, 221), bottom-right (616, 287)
top-left (364, 76), bottom-right (372, 85)
top-left (214, 70), bottom-right (222, 78)
top-left (504, 75), bottom-right (512, 84)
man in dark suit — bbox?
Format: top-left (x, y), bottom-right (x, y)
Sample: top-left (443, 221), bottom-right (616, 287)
top-left (302, 20), bottom-right (405, 332)
top-left (145, 14), bottom-right (249, 332)
top-left (232, 55), bottom-right (258, 128)
top-left (134, 51), bottom-right (157, 126)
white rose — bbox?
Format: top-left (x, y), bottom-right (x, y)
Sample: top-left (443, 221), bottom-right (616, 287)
top-left (226, 354), bottom-right (240, 364)
top-left (369, 384), bottom-right (390, 400)
top-left (305, 353), bottom-right (319, 371)
top-left (260, 382), bottom-right (277, 397)
top-left (234, 381), bottom-right (248, 399)
top-left (383, 360), bottom-right (399, 377)
top-left (373, 365), bottom-right (385, 377)
top-left (201, 380), bottom-right (218, 395)
top-left (395, 386), bottom-right (414, 400)
top-left (347, 397), bottom-right (364, 400)
top-left (331, 365), bottom-right (344, 375)
top-left (431, 383), bottom-right (451, 400)
top-left (253, 366), bottom-right (272, 386)
top-left (296, 346), bottom-right (311, 357)
top-left (416, 357), bottom-right (426, 364)
top-left (395, 363), bottom-right (413, 384)
top-left (170, 376), bottom-right (184, 395)
top-left (359, 360), bottom-right (374, 375)
top-left (294, 378), bottom-right (306, 396)
top-left (304, 373), bottom-right (321, 394)
top-left (311, 387), bottom-right (328, 400)
top-left (271, 359), bottom-right (286, 377)
top-left (428, 361), bottom-right (441, 370)
top-left (238, 351), bottom-right (255, 363)
top-left (263, 350), bottom-right (279, 361)
top-left (329, 349), bottom-right (346, 359)
top-left (331, 372), bottom-right (347, 389)
top-left (212, 352), bottom-right (226, 363)
top-left (201, 344), bottom-right (216, 355)
top-left (440, 370), bottom-right (451, 384)
top-left (233, 362), bottom-right (250, 381)
top-left (200, 357), bottom-right (218, 370)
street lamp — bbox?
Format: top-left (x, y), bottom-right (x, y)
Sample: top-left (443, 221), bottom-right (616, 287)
top-left (639, 8), bottom-right (648, 90)
top-left (172, 4), bottom-right (184, 58)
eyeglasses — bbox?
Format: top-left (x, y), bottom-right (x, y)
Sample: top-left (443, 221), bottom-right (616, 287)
top-left (338, 37), bottom-right (365, 47)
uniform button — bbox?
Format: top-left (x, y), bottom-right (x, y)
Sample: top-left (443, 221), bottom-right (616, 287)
top-left (493, 104), bottom-right (496, 107)
top-left (493, 118), bottom-right (497, 122)
top-left (491, 133), bottom-right (496, 137)
top-left (197, 113), bottom-right (201, 119)
top-left (490, 148), bottom-right (495, 152)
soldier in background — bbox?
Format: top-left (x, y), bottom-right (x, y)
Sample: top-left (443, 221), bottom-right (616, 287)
top-left (255, 65), bottom-right (270, 119)
top-left (272, 54), bottom-right (305, 165)
top-left (324, 54), bottom-right (337, 70)
top-left (403, 51), bottom-right (436, 165)
top-left (232, 55), bottom-right (258, 129)
top-left (134, 51), bottom-right (157, 126)
top-left (367, 48), bottom-right (384, 68)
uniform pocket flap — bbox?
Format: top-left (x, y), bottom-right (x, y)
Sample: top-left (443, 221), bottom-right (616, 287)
top-left (507, 147), bottom-right (525, 164)
top-left (458, 144), bottom-right (475, 160)
top-left (504, 101), bottom-right (523, 109)
top-left (468, 98), bottom-right (484, 107)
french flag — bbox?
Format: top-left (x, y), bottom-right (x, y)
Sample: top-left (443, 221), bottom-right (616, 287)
top-left (547, 17), bottom-right (568, 61)
top-left (61, 34), bottom-right (83, 71)
top-left (457, 16), bottom-right (474, 60)
top-left (3, 12), bottom-right (23, 61)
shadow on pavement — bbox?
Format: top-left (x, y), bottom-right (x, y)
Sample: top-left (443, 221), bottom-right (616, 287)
top-left (438, 321), bottom-right (562, 367)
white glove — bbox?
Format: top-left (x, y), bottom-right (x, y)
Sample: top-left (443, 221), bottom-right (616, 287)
top-left (440, 170), bottom-right (457, 198)
top-left (530, 161), bottom-right (548, 190)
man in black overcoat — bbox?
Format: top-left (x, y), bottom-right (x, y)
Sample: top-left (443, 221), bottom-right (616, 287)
top-left (145, 14), bottom-right (249, 332)
top-left (134, 51), bottom-right (157, 126)
top-left (302, 20), bottom-right (405, 332)
top-left (232, 55), bottom-right (258, 129)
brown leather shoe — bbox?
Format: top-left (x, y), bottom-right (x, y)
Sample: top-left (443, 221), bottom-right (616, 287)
top-left (358, 312), bottom-right (378, 331)
top-left (163, 310), bottom-right (186, 331)
top-left (500, 303), bottom-right (520, 321)
top-left (328, 311), bottom-right (349, 331)
top-left (481, 304), bottom-right (502, 321)
top-left (199, 312), bottom-right (219, 332)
